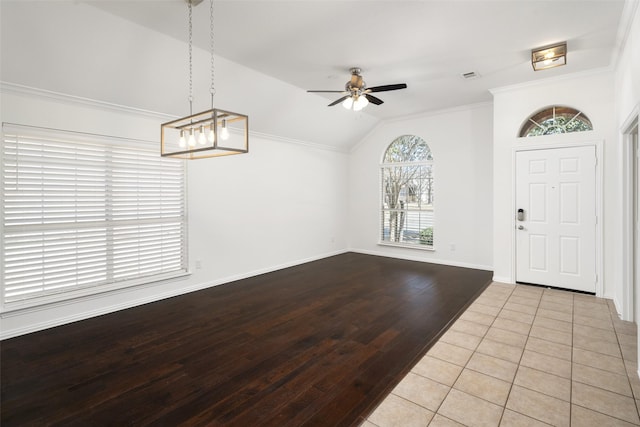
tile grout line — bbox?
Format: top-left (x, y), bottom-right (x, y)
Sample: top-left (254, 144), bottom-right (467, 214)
top-left (367, 283), bottom-right (514, 426)
top-left (420, 282), bottom-right (514, 425)
top-left (365, 284), bottom-right (640, 427)
top-left (426, 285), bottom-right (507, 425)
top-left (496, 284), bottom-right (526, 426)
top-left (569, 291), bottom-right (575, 427)
top-left (482, 287), bottom-right (584, 425)
top-left (610, 298), bottom-right (640, 424)
top-left (571, 298), bottom-right (640, 425)
top-left (498, 285), bottom-right (545, 426)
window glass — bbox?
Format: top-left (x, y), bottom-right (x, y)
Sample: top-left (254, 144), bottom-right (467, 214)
top-left (380, 135), bottom-right (434, 248)
top-left (519, 106), bottom-right (593, 137)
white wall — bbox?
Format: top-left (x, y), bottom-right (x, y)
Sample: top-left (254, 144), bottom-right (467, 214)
top-left (613, 1), bottom-right (640, 324)
top-left (348, 103), bottom-right (494, 270)
top-left (491, 71), bottom-right (617, 297)
top-left (0, 87), bottom-right (349, 339)
top-left (615, 2), bottom-right (640, 125)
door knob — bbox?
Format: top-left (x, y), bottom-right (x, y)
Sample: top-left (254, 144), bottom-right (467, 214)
top-left (518, 225), bottom-right (524, 230)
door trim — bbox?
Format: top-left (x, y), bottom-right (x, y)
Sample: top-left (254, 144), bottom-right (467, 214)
top-left (511, 137), bottom-right (603, 297)
top-left (620, 104), bottom-right (639, 321)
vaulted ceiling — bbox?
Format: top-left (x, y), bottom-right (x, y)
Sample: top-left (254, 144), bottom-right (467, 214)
top-left (91, 0), bottom-right (627, 117)
top-left (1, 1), bottom-right (629, 150)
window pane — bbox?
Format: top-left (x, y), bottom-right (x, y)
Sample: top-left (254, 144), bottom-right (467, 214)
top-left (381, 210), bottom-right (434, 245)
top-left (519, 106), bottom-right (593, 137)
top-left (1, 124), bottom-right (188, 309)
top-left (380, 135), bottom-right (434, 248)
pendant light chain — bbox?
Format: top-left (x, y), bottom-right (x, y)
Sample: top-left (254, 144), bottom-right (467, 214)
top-left (160, 0), bottom-right (248, 159)
top-left (188, 0), bottom-right (194, 116)
top-left (209, 0), bottom-right (216, 108)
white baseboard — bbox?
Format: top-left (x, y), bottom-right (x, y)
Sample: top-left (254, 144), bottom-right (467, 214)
top-left (492, 276), bottom-right (513, 284)
top-left (612, 296), bottom-right (625, 321)
top-left (349, 247), bottom-right (493, 272)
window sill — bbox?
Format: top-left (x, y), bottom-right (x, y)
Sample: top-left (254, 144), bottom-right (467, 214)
top-left (378, 242), bottom-right (435, 251)
top-left (1, 270), bottom-right (191, 315)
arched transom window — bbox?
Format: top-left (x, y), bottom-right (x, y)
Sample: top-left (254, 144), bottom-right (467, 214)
top-left (380, 135), bottom-right (434, 248)
top-left (519, 106), bottom-right (593, 137)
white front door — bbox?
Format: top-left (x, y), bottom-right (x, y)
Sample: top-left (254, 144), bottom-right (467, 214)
top-left (515, 146), bottom-right (597, 293)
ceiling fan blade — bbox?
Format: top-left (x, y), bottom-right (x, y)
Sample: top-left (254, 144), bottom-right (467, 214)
top-left (307, 90), bottom-right (345, 93)
top-left (367, 83), bottom-right (408, 93)
top-left (328, 96), bottom-right (349, 107)
top-left (365, 94), bottom-right (384, 105)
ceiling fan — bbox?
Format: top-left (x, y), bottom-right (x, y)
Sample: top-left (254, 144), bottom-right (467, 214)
top-left (307, 67), bottom-right (407, 111)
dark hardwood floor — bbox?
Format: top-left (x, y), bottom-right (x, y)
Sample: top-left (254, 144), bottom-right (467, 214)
top-left (1, 252), bottom-right (491, 426)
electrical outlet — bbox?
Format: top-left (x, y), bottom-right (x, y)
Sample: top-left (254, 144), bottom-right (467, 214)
top-left (195, 259), bottom-right (202, 269)
top-left (449, 243), bottom-right (456, 252)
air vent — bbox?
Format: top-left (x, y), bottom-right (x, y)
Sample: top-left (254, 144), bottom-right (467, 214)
top-left (461, 71), bottom-right (480, 80)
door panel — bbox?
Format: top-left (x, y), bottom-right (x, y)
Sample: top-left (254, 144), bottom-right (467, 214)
top-left (559, 236), bottom-right (579, 274)
top-left (559, 183), bottom-right (579, 224)
top-left (529, 184), bottom-right (547, 222)
top-left (516, 146), bottom-right (596, 292)
top-left (529, 235), bottom-right (547, 271)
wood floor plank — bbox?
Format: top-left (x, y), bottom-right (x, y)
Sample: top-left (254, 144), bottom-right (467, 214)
top-left (0, 252), bottom-right (491, 426)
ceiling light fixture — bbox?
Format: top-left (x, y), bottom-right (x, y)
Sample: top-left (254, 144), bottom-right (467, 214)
top-left (161, 0), bottom-right (248, 159)
top-left (343, 94), bottom-right (369, 111)
top-left (531, 42), bottom-right (567, 71)
top-left (307, 67), bottom-right (407, 110)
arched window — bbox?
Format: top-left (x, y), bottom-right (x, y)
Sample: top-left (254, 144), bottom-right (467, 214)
top-left (380, 135), bottom-right (434, 248)
top-left (519, 106), bottom-right (593, 137)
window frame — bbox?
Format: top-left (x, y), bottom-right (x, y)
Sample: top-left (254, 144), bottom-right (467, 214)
top-left (1, 123), bottom-right (189, 312)
top-left (379, 135), bottom-right (435, 250)
top-left (519, 105), bottom-right (593, 137)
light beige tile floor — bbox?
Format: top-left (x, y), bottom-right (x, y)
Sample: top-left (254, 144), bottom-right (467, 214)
top-left (361, 282), bottom-right (640, 427)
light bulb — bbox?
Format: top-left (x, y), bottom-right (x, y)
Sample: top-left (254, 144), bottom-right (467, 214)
top-left (198, 125), bottom-right (206, 145)
top-left (353, 95), bottom-right (369, 111)
top-left (208, 125), bottom-right (215, 143)
top-left (342, 97), bottom-right (354, 110)
top-left (188, 128), bottom-right (196, 147)
top-left (220, 120), bottom-right (230, 140)
top-left (179, 130), bottom-right (186, 148)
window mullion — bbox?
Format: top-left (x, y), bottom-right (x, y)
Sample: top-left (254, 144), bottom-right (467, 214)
top-left (105, 145), bottom-right (114, 284)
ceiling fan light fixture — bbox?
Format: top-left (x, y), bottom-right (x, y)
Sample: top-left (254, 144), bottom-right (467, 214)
top-left (531, 42), bottom-right (567, 71)
top-left (308, 67), bottom-right (407, 111)
top-left (353, 95), bottom-right (369, 111)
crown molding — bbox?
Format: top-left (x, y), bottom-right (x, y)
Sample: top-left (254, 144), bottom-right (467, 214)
top-left (249, 129), bottom-right (349, 153)
top-left (386, 101), bottom-right (493, 124)
top-left (1, 81), bottom-right (346, 153)
top-left (1, 81), bottom-right (176, 120)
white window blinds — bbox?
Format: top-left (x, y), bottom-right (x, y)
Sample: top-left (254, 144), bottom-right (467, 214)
top-left (1, 124), bottom-right (188, 311)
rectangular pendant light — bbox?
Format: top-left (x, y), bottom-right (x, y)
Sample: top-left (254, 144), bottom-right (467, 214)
top-left (531, 42), bottom-right (567, 71)
top-left (161, 108), bottom-right (248, 159)
top-left (161, 0), bottom-right (249, 160)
